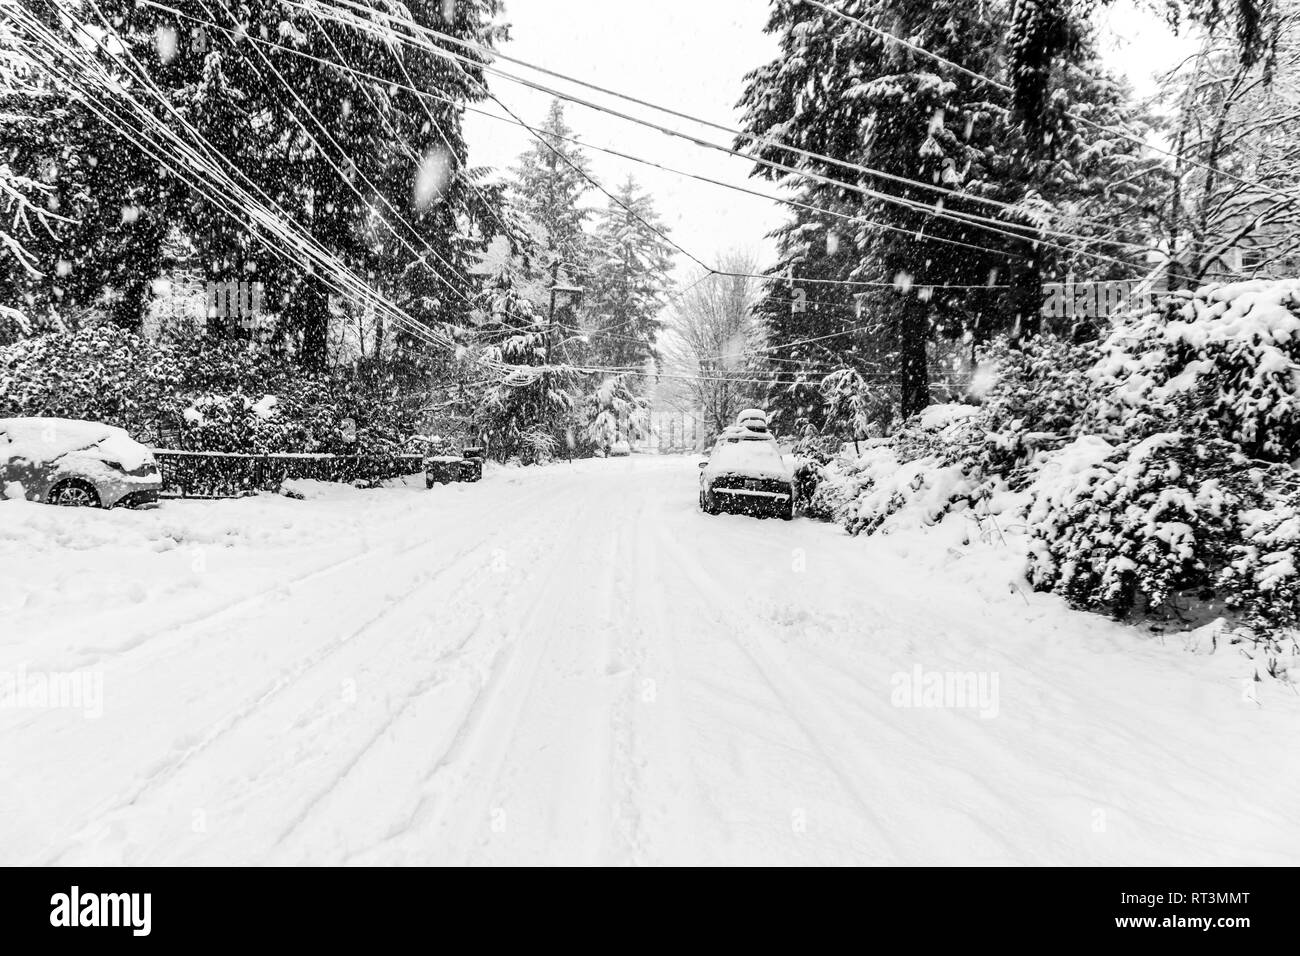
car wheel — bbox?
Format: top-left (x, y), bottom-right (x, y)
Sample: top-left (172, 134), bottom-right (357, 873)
top-left (48, 479), bottom-right (101, 508)
top-left (701, 488), bottom-right (719, 515)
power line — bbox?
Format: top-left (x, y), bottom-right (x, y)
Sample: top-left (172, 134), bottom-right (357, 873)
top-left (298, 0), bottom-right (1174, 273)
top-left (476, 87), bottom-right (712, 272)
top-left (293, 3), bottom-right (1037, 289)
top-left (68, 0), bottom-right (550, 366)
top-left (800, 0), bottom-right (1299, 206)
top-left (140, 4), bottom-right (1035, 272)
top-left (300, 0), bottom-right (1123, 230)
top-left (20, 3), bottom-right (469, 361)
top-left (198, 0), bottom-right (475, 309)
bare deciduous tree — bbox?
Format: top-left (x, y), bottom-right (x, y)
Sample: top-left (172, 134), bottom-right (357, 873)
top-left (1157, 6), bottom-right (1300, 286)
top-left (657, 251), bottom-right (766, 443)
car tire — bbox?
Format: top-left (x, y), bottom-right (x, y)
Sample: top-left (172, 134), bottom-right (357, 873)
top-left (700, 488), bottom-right (719, 515)
top-left (778, 501), bottom-right (794, 521)
top-left (48, 479), bottom-right (101, 508)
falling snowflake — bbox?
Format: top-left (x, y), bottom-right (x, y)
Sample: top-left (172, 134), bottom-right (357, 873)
top-left (414, 147), bottom-right (453, 209)
top-left (155, 26), bottom-right (178, 64)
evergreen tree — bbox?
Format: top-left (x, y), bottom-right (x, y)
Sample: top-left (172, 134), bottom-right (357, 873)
top-left (738, 0), bottom-right (1156, 423)
top-left (510, 99), bottom-right (592, 290)
top-left (2, 0), bottom-right (508, 364)
top-left (1, 1), bottom-right (176, 334)
top-left (585, 176), bottom-right (674, 371)
top-left (469, 231), bottom-right (576, 461)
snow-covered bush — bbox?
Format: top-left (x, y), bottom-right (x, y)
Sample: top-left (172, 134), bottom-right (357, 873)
top-left (810, 336), bottom-right (1096, 532)
top-left (1026, 434), bottom-right (1243, 617)
top-left (582, 374), bottom-right (648, 455)
top-left (1219, 474), bottom-right (1300, 669)
top-left (806, 279), bottom-right (1300, 670)
top-left (1021, 279), bottom-right (1300, 663)
top-left (958, 335), bottom-right (1098, 485)
top-left (812, 403), bottom-right (996, 535)
top-left (0, 324), bottom-right (184, 435)
top-left (1090, 280), bottom-right (1300, 460)
top-left (845, 450), bottom-right (981, 536)
top-left (799, 452), bottom-right (875, 522)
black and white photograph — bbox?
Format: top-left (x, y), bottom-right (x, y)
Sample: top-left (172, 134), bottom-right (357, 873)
top-left (0, 0), bottom-right (1296, 903)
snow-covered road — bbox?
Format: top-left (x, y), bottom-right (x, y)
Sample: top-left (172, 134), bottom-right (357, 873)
top-left (2, 455), bottom-right (1298, 865)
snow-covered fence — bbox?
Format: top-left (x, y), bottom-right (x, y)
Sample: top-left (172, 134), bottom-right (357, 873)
top-left (153, 450), bottom-right (424, 498)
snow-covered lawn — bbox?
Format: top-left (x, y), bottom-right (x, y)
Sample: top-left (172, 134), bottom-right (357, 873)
top-left (1, 455), bottom-right (1297, 865)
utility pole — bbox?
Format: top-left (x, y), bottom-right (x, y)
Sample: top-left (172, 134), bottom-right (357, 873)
top-left (545, 262), bottom-right (584, 461)
top-left (544, 260), bottom-right (560, 404)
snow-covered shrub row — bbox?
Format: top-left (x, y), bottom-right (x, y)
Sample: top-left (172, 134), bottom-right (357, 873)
top-left (803, 279), bottom-right (1300, 668)
top-left (1024, 281), bottom-right (1300, 660)
top-left (1219, 477), bottom-right (1300, 669)
top-left (798, 336), bottom-right (1098, 533)
top-left (795, 415), bottom-right (992, 535)
top-left (0, 325), bottom-right (419, 457)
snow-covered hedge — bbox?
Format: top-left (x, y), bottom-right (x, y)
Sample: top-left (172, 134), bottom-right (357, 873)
top-left (0, 325), bottom-right (419, 457)
top-left (1220, 479), bottom-right (1300, 662)
top-left (1025, 282), bottom-right (1300, 653)
top-left (806, 279), bottom-right (1300, 670)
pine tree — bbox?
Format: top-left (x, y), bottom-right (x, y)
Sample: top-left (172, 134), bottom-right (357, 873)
top-left (1, 1), bottom-right (176, 333)
top-left (510, 100), bottom-right (592, 289)
top-left (3, 0), bottom-right (509, 363)
top-left (737, 0), bottom-right (1157, 423)
top-left (585, 176), bottom-right (674, 371)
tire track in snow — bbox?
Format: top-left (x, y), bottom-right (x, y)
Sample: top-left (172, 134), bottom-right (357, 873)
top-left (661, 508), bottom-right (1028, 863)
top-left (354, 487), bottom-right (620, 864)
top-left (604, 480), bottom-right (729, 865)
top-left (41, 480), bottom-right (565, 864)
top-left (652, 515), bottom-right (905, 863)
top-left (54, 482), bottom-right (560, 673)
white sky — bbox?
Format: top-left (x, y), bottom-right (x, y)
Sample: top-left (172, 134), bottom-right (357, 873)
top-left (462, 1), bottom-right (782, 282)
top-left (463, 1), bottom-right (1201, 281)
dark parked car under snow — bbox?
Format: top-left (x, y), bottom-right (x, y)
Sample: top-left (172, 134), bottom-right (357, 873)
top-left (698, 418), bottom-right (794, 520)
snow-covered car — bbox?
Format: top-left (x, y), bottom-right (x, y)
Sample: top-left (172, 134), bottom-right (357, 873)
top-left (699, 423), bottom-right (794, 519)
top-left (0, 417), bottom-right (162, 508)
top-left (609, 440), bottom-right (632, 457)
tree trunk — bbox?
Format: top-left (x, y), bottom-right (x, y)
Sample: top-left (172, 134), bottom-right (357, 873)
top-left (299, 278), bottom-right (330, 370)
top-left (898, 296), bottom-right (929, 418)
top-left (1009, 253), bottom-right (1044, 340)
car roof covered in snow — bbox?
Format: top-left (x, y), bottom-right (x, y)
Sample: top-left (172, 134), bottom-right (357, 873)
top-left (0, 417), bottom-right (151, 469)
top-left (718, 424), bottom-right (771, 440)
